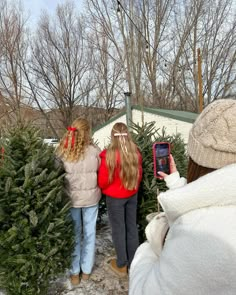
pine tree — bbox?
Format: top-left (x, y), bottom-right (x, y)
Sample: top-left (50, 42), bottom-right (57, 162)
top-left (0, 125), bottom-right (74, 295)
top-left (131, 122), bottom-right (188, 242)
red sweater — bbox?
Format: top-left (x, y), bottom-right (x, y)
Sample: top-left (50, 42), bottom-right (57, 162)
top-left (98, 149), bottom-right (142, 198)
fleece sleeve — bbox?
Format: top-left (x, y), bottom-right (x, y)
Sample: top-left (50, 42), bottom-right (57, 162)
top-left (97, 155), bottom-right (109, 190)
top-left (129, 242), bottom-right (161, 295)
top-left (145, 213), bottom-right (169, 256)
top-left (164, 171), bottom-right (186, 189)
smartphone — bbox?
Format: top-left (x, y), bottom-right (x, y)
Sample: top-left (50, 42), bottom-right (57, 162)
top-left (153, 142), bottom-right (171, 178)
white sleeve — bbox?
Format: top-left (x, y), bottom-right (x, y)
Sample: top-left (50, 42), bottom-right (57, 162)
top-left (145, 213), bottom-right (169, 256)
top-left (129, 242), bottom-right (161, 295)
top-left (164, 171), bottom-right (186, 189)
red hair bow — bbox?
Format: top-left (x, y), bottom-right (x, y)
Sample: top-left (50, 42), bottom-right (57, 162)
top-left (64, 126), bottom-right (77, 149)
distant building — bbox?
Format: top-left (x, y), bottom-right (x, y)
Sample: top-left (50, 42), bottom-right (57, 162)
top-left (93, 105), bottom-right (198, 149)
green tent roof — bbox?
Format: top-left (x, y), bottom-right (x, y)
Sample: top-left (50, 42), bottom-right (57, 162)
top-left (140, 106), bottom-right (198, 123)
top-left (93, 105), bottom-right (198, 132)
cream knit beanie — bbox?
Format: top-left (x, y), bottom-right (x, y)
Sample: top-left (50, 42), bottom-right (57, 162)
top-left (188, 99), bottom-right (236, 168)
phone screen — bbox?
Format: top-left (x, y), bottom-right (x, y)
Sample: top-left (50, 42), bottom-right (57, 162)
top-left (154, 143), bottom-right (170, 176)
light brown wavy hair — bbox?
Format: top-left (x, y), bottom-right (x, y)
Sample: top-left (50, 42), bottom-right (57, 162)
top-left (106, 122), bottom-right (140, 190)
top-left (56, 118), bottom-right (91, 162)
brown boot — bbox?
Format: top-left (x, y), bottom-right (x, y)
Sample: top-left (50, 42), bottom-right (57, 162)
top-left (109, 259), bottom-right (127, 278)
top-left (81, 273), bottom-right (90, 280)
top-left (70, 274), bottom-right (80, 286)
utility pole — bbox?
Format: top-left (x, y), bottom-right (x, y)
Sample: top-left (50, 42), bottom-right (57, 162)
top-left (197, 48), bottom-right (203, 113)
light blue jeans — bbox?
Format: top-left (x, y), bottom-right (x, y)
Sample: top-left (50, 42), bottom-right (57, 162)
top-left (70, 205), bottom-right (98, 275)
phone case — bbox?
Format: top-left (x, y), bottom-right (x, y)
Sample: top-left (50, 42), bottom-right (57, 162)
top-left (153, 142), bottom-right (171, 179)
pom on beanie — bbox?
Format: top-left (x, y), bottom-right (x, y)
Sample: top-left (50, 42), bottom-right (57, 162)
top-left (188, 99), bottom-right (236, 168)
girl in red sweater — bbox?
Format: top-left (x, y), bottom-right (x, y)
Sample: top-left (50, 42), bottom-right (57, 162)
top-left (98, 122), bottom-right (142, 277)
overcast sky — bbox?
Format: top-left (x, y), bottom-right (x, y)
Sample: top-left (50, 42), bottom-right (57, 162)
top-left (22, 0), bottom-right (84, 25)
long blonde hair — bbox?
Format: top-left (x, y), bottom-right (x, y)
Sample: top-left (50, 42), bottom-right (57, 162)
top-left (56, 118), bottom-right (91, 162)
top-left (106, 122), bottom-right (139, 190)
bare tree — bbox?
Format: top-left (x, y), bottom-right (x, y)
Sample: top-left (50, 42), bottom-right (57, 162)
top-left (0, 0), bottom-right (29, 125)
top-left (85, 0), bottom-right (145, 105)
top-left (2, 0), bottom-right (232, 131)
top-left (30, 1), bottom-right (94, 130)
top-left (164, 0), bottom-right (236, 111)
top-left (85, 23), bottom-right (124, 120)
top-left (201, 0), bottom-right (236, 103)
top-left (140, 0), bottom-right (175, 108)
top-left (85, 0), bottom-right (236, 112)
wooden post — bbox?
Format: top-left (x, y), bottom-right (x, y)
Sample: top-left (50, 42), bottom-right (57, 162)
top-left (197, 48), bottom-right (203, 113)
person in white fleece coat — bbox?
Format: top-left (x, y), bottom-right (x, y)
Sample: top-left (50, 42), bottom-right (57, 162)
top-left (129, 99), bottom-right (236, 295)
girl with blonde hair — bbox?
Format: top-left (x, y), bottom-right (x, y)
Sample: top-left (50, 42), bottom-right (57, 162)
top-left (56, 118), bottom-right (101, 286)
top-left (98, 122), bottom-right (142, 277)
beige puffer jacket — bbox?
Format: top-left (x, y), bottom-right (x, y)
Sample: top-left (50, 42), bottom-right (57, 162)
top-left (63, 144), bottom-right (101, 208)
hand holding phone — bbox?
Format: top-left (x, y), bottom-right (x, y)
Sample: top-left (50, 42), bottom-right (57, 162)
top-left (157, 155), bottom-right (177, 179)
top-left (153, 142), bottom-right (171, 179)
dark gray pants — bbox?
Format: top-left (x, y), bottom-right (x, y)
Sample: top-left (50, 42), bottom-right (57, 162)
top-left (106, 194), bottom-right (139, 268)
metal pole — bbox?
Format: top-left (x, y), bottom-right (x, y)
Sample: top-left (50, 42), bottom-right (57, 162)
top-left (141, 95), bottom-right (144, 126)
top-left (124, 92), bottom-right (132, 130)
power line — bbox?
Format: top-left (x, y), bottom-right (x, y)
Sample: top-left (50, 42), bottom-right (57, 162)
top-left (117, 0), bottom-right (171, 66)
top-left (116, 0), bottom-right (195, 70)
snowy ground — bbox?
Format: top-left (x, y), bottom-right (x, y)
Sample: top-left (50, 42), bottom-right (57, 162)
top-left (53, 218), bottom-right (129, 295)
top-left (0, 215), bottom-right (129, 295)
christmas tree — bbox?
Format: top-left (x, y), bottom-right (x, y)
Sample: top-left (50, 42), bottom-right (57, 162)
top-left (0, 125), bottom-right (74, 295)
top-left (131, 122), bottom-right (188, 242)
